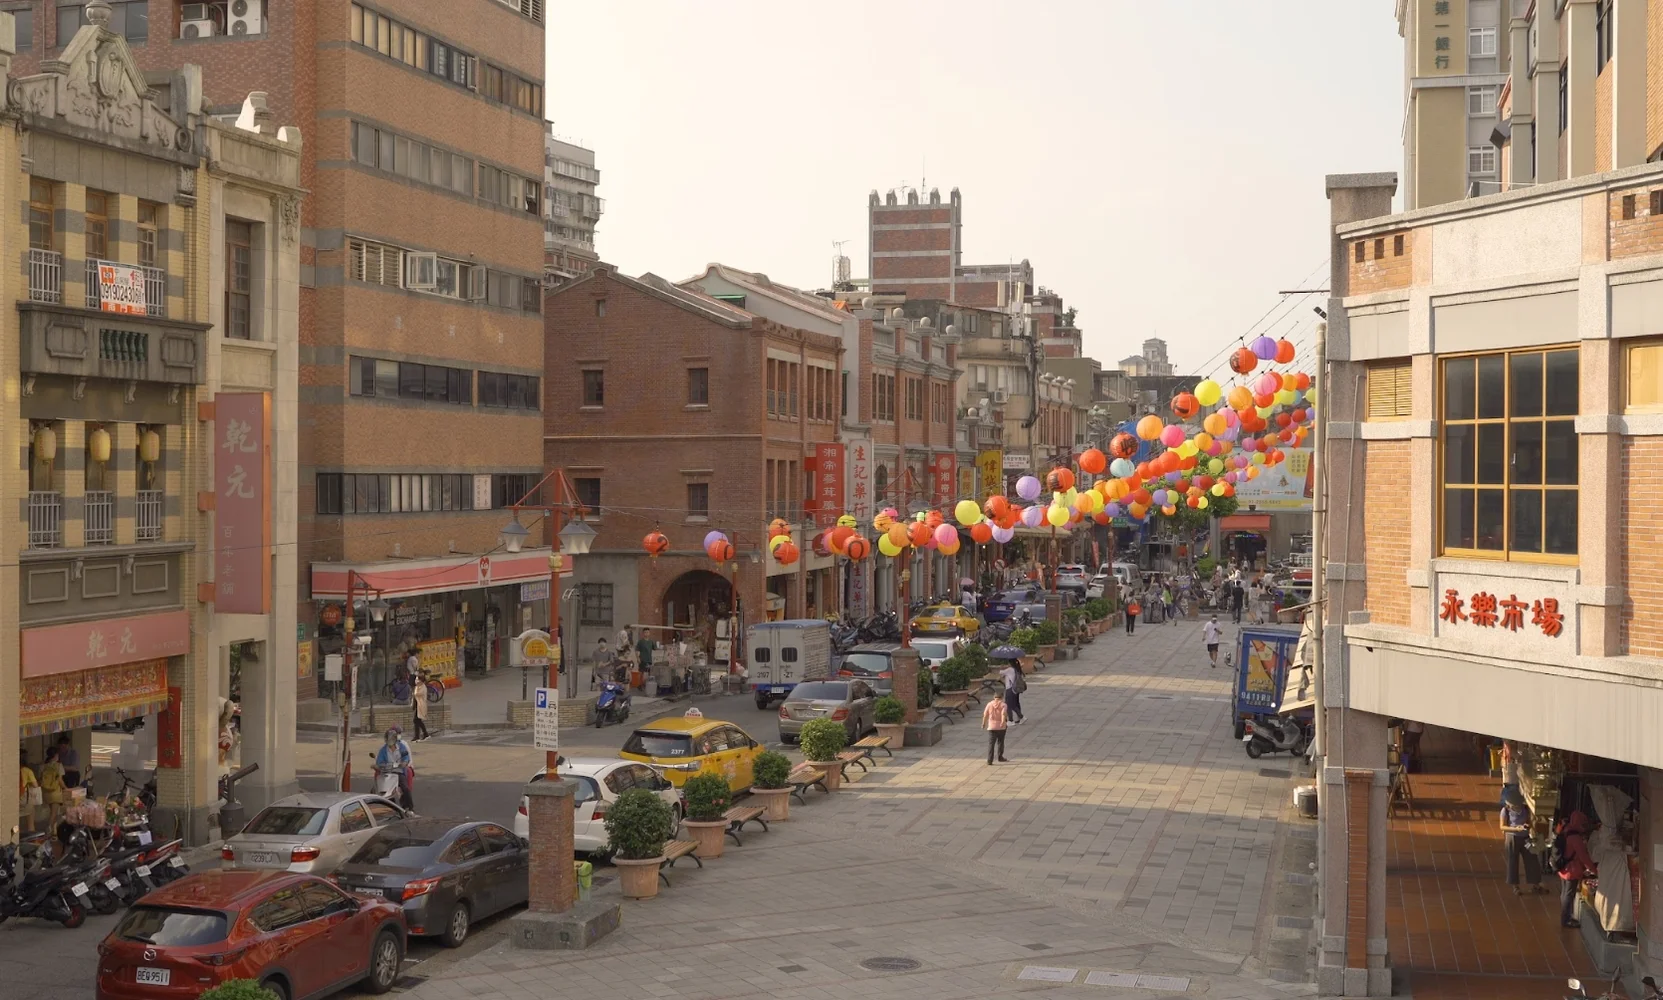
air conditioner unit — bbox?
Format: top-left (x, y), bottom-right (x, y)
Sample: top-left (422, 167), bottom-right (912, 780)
top-left (227, 0), bottom-right (263, 35)
top-left (992, 389), bottom-right (1009, 404)
top-left (180, 6), bottom-right (216, 38)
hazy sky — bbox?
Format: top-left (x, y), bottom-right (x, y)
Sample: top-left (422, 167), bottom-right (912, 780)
top-left (545, 1), bottom-right (1402, 380)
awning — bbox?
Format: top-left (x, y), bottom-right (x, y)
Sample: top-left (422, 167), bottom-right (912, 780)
top-left (311, 548), bottom-right (570, 600)
top-left (21, 659), bottom-right (169, 737)
top-left (1220, 514), bottom-right (1272, 532)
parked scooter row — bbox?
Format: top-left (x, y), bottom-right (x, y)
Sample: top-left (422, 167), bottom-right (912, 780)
top-left (0, 830), bottom-right (189, 928)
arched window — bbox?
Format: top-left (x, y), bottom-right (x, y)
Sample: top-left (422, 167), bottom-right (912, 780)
top-left (874, 464), bottom-right (889, 503)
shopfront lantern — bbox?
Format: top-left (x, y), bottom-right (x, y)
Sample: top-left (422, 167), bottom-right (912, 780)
top-left (32, 424), bottom-right (56, 463)
top-left (139, 427), bottom-right (162, 464)
top-left (707, 539), bottom-right (735, 563)
top-left (845, 536), bottom-right (871, 561)
top-left (88, 425), bottom-right (112, 464)
top-left (1109, 432), bottom-right (1138, 459)
top-left (1229, 348), bottom-right (1258, 375)
top-left (1078, 447), bottom-right (1106, 475)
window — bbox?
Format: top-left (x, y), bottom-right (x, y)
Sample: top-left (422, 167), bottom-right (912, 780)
top-left (1393, 234), bottom-right (1405, 256)
top-left (574, 477), bottom-right (601, 511)
top-left (1652, 190), bottom-right (1663, 216)
top-left (582, 369), bottom-right (604, 407)
top-left (350, 357), bottom-right (471, 405)
top-left (225, 219), bottom-right (252, 339)
top-left (1469, 26), bottom-right (1497, 57)
top-left (57, 1), bottom-right (145, 46)
top-left (1624, 340), bottom-right (1663, 412)
top-left (1440, 349), bottom-right (1579, 559)
top-left (1597, 1), bottom-right (1613, 71)
top-left (1468, 86), bottom-right (1497, 116)
top-left (1560, 69), bottom-right (1568, 135)
top-left (315, 473), bottom-right (343, 515)
top-left (1373, 237), bottom-right (1385, 260)
top-left (1353, 241), bottom-right (1364, 264)
top-left (595, 298), bottom-right (606, 317)
top-left (346, 238), bottom-right (405, 288)
top-left (686, 482), bottom-right (709, 519)
top-left (1468, 146), bottom-right (1496, 175)
top-left (84, 190), bottom-right (110, 261)
top-left (580, 583), bottom-right (614, 627)
top-left (29, 178), bottom-right (54, 250)
top-left (492, 474), bottom-right (537, 508)
top-left (873, 373), bottom-right (896, 421)
top-left (338, 803), bottom-right (372, 834)
top-left (13, 6), bottom-right (32, 50)
top-left (325, 472), bottom-right (480, 515)
top-left (137, 202), bottom-right (160, 269)
top-left (350, 5), bottom-right (476, 92)
top-left (1624, 194), bottom-right (1638, 220)
top-left (477, 371), bottom-right (539, 409)
top-left (688, 367), bottom-right (708, 405)
top-left (1366, 360), bottom-right (1414, 420)
top-left (247, 889), bottom-right (312, 934)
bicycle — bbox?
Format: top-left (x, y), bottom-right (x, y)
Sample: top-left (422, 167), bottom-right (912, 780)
top-left (385, 671), bottom-right (445, 705)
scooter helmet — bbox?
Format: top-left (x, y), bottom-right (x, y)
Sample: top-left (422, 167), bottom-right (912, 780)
top-left (384, 726), bottom-right (402, 741)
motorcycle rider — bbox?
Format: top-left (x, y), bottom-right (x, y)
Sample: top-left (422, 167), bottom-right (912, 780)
top-left (374, 727), bottom-right (414, 811)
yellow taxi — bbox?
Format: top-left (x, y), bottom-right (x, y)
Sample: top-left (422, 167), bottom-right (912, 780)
top-left (910, 603), bottom-right (980, 636)
top-left (618, 710), bottom-right (764, 793)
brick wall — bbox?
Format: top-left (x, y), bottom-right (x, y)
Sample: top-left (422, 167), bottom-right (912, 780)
top-left (872, 228), bottom-right (952, 253)
top-left (1347, 232), bottom-right (1413, 295)
top-left (870, 207), bottom-right (953, 227)
top-left (1622, 438), bottom-right (1663, 654)
top-left (1608, 181), bottom-right (1663, 259)
top-left (873, 254), bottom-right (953, 281)
top-left (1362, 440), bottom-right (1412, 628)
top-left (1344, 772), bottom-right (1372, 967)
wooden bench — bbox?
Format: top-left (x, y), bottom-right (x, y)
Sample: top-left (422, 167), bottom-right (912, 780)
top-left (724, 805), bottom-right (768, 846)
top-left (836, 748), bottom-right (872, 774)
top-left (932, 692), bottom-right (969, 723)
top-left (657, 840), bottom-right (701, 885)
top-left (852, 734), bottom-right (892, 758)
top-left (787, 763), bottom-right (828, 804)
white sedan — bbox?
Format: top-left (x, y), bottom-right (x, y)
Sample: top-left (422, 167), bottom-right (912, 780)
top-left (514, 757), bottom-right (684, 855)
top-left (221, 791), bottom-right (408, 874)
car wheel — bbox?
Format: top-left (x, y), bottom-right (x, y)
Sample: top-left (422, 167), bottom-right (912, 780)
top-left (440, 901), bottom-right (470, 948)
top-left (259, 977), bottom-right (291, 1000)
top-left (363, 929), bottom-right (402, 994)
top-left (671, 804), bottom-right (683, 837)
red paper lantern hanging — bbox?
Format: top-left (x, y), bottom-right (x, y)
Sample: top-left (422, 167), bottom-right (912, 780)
top-left (845, 536), bottom-right (871, 561)
top-left (642, 531), bottom-right (670, 558)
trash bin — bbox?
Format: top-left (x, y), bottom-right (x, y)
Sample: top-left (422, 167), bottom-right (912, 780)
top-left (574, 860), bottom-right (593, 902)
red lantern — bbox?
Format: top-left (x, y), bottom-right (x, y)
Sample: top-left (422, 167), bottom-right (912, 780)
top-left (1230, 348), bottom-right (1258, 375)
top-left (1133, 488), bottom-right (1153, 506)
top-left (845, 536), bottom-right (871, 560)
top-left (1275, 339), bottom-right (1296, 364)
top-left (774, 541), bottom-right (800, 565)
top-left (1110, 432), bottom-right (1138, 459)
top-left (1294, 372), bottom-right (1311, 390)
top-left (829, 525), bottom-right (854, 553)
top-left (1078, 448), bottom-right (1106, 475)
top-left (643, 531), bottom-right (670, 558)
top-left (1047, 467), bottom-right (1075, 492)
top-left (907, 522), bottom-right (931, 547)
top-left (970, 522), bottom-right (993, 544)
top-left (985, 495), bottom-right (1011, 519)
top-left (924, 510), bottom-right (944, 529)
top-left (707, 539), bottom-right (735, 562)
top-left (1253, 392), bottom-right (1275, 408)
top-left (1170, 392), bottom-right (1199, 420)
top-left (769, 518), bottom-right (791, 539)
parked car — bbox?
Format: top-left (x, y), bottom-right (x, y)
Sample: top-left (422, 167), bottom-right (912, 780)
top-left (835, 642), bottom-right (923, 698)
top-left (1111, 562), bottom-right (1142, 593)
top-left (910, 635), bottom-right (965, 676)
top-left (333, 818), bottom-right (527, 948)
top-left (221, 792), bottom-right (408, 875)
top-left (1085, 571), bottom-right (1111, 599)
top-left (512, 758), bottom-right (683, 851)
top-left (778, 679), bottom-right (878, 744)
top-left (747, 619), bottom-right (832, 710)
top-left (909, 603), bottom-right (980, 636)
top-left (1056, 564), bottom-right (1089, 595)
top-left (95, 869), bottom-right (405, 1000)
top-left (619, 713), bottom-right (764, 793)
top-left (985, 587), bottom-right (1042, 623)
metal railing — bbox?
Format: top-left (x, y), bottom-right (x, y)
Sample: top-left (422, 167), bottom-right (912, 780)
top-left (29, 249), bottom-right (61, 303)
top-left (136, 490), bottom-right (164, 541)
top-left (27, 491), bottom-right (62, 548)
top-left (84, 490), bottom-right (114, 544)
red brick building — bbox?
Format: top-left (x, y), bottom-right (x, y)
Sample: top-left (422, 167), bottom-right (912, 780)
top-left (543, 267), bottom-right (843, 664)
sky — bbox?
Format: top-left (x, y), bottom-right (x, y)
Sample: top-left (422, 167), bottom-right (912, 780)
top-left (544, 1), bottom-right (1403, 381)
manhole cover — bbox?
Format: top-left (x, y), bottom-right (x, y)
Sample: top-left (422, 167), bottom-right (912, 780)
top-left (1258, 768), bottom-right (1292, 778)
top-left (861, 957), bottom-right (922, 972)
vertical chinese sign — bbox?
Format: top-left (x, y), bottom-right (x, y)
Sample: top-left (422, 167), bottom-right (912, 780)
top-left (930, 453), bottom-right (956, 507)
top-left (975, 450), bottom-right (1003, 500)
top-left (846, 436), bottom-right (873, 617)
top-left (810, 443), bottom-right (845, 527)
top-left (216, 393), bottom-right (272, 614)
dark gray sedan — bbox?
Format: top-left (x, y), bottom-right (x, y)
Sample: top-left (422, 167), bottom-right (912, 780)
top-left (333, 818), bottom-right (528, 948)
top-left (778, 679), bottom-right (877, 744)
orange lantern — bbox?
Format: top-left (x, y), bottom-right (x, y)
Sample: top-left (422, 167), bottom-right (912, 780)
top-left (906, 522), bottom-right (931, 547)
top-left (1078, 448), bottom-right (1106, 475)
top-left (1227, 386), bottom-right (1254, 411)
top-left (924, 509), bottom-right (944, 529)
top-left (985, 495), bottom-right (1011, 519)
top-left (845, 536), bottom-right (871, 560)
top-left (707, 539), bottom-right (734, 562)
top-left (1229, 348), bottom-right (1258, 375)
top-left (829, 525), bottom-right (854, 553)
top-left (1170, 392), bottom-right (1199, 420)
top-left (1110, 432), bottom-right (1139, 459)
top-left (970, 522), bottom-right (993, 544)
top-left (769, 518), bottom-right (791, 538)
top-left (642, 531), bottom-right (670, 557)
top-left (1047, 467), bottom-right (1075, 492)
top-left (1275, 339), bottom-right (1296, 364)
top-left (774, 541), bottom-right (800, 565)
top-left (886, 523), bottom-right (908, 547)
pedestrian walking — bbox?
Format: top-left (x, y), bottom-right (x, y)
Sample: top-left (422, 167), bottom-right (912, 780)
top-left (1230, 577), bottom-right (1245, 624)
top-left (1498, 740), bottom-right (1520, 805)
top-left (1125, 597), bottom-right (1140, 635)
top-left (1247, 579), bottom-right (1263, 624)
top-left (17, 750), bottom-right (39, 834)
top-left (1554, 811), bottom-right (1597, 928)
top-left (1500, 788), bottom-right (1543, 894)
top-left (983, 690), bottom-right (1011, 764)
top-left (411, 671), bottom-right (431, 741)
top-left (1000, 660), bottom-right (1026, 724)
top-left (1203, 615), bottom-right (1222, 667)
top-left (1162, 584), bottom-right (1175, 625)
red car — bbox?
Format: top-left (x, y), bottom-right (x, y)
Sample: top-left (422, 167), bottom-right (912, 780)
top-left (95, 869), bottom-right (405, 1000)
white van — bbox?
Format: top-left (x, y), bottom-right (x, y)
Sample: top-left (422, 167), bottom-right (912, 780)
top-left (746, 620), bottom-right (831, 710)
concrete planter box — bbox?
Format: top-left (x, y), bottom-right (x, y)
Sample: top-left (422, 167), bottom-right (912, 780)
top-left (807, 760), bottom-right (843, 791)
top-left (353, 701), bottom-right (450, 735)
top-left (751, 786), bottom-right (791, 822)
top-left (904, 718), bottom-right (944, 746)
top-left (876, 723), bottom-right (907, 752)
top-left (1038, 644), bottom-right (1056, 662)
top-left (614, 856), bottom-right (663, 899)
top-left (684, 819), bottom-right (727, 859)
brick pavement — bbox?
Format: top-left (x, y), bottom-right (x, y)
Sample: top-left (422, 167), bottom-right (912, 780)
top-left (399, 618), bottom-right (1310, 1000)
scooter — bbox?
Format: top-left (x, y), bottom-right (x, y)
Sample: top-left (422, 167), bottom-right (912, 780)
top-left (0, 843), bottom-right (92, 928)
top-left (1243, 715), bottom-right (1311, 759)
top-left (373, 762), bottom-right (414, 810)
top-left (595, 680), bottom-right (631, 728)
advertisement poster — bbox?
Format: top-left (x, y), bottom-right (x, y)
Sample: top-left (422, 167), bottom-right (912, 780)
top-left (1233, 444), bottom-right (1313, 511)
top-left (96, 260), bottom-right (147, 315)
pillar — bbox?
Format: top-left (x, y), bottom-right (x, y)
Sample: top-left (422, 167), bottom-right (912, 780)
top-left (1508, 13), bottom-right (1537, 186)
top-left (1318, 710), bottom-right (1392, 996)
top-left (525, 779), bottom-right (576, 912)
top-left (1611, 0), bottom-right (1648, 168)
top-left (1566, 0), bottom-right (1599, 178)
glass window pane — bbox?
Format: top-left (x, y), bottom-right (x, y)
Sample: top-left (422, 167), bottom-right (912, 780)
top-left (1477, 424), bottom-right (1506, 484)
top-left (1476, 489), bottom-right (1505, 549)
top-left (1544, 421), bottom-right (1577, 485)
top-left (1444, 487), bottom-right (1475, 549)
top-left (1477, 355), bottom-right (1506, 418)
top-left (1544, 490), bottom-right (1579, 555)
top-left (1628, 342), bottom-right (1663, 409)
top-left (374, 360), bottom-right (398, 397)
top-left (1509, 352), bottom-right (1542, 416)
top-left (1509, 487), bottom-right (1542, 553)
top-left (1445, 358), bottom-right (1475, 420)
top-left (1444, 424), bottom-right (1475, 484)
top-left (1510, 421), bottom-right (1543, 484)
top-left (1545, 349), bottom-right (1579, 415)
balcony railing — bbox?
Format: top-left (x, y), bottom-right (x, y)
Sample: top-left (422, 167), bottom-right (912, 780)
top-left (85, 259), bottom-right (166, 317)
top-left (84, 490), bottom-right (114, 544)
top-left (29, 249), bottom-right (61, 303)
top-left (28, 491), bottom-right (62, 548)
top-left (136, 490), bottom-right (164, 541)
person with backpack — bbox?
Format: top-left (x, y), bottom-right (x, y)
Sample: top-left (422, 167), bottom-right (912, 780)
top-left (1000, 660), bottom-right (1026, 725)
top-left (1553, 811), bottom-right (1597, 928)
top-left (1500, 789), bottom-right (1543, 894)
top-left (1126, 595), bottom-right (1141, 635)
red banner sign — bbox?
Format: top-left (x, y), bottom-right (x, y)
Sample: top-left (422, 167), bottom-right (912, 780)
top-left (930, 453), bottom-right (956, 507)
top-left (810, 443), bottom-right (845, 527)
top-left (216, 392), bottom-right (272, 614)
top-left (157, 685), bottom-right (183, 768)
top-left (21, 609), bottom-right (190, 679)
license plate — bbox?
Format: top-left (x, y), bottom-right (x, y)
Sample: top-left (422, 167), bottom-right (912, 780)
top-left (135, 865), bottom-right (151, 877)
top-left (136, 967), bottom-right (170, 986)
top-left (104, 878), bottom-right (121, 891)
top-left (244, 851), bottom-right (280, 865)
top-left (1241, 735), bottom-right (1253, 742)
top-left (168, 856), bottom-right (184, 868)
top-left (71, 882), bottom-right (88, 897)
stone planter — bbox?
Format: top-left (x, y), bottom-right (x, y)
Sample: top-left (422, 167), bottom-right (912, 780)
top-left (1020, 655), bottom-right (1037, 672)
top-left (750, 786), bottom-right (791, 822)
top-left (806, 760), bottom-right (842, 791)
top-left (683, 819), bottom-right (728, 859)
top-left (613, 856), bottom-right (664, 899)
top-left (876, 722), bottom-right (907, 751)
top-left (1038, 644), bottom-right (1056, 663)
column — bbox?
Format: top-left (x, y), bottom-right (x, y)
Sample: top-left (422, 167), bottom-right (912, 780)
top-left (1578, 339), bottom-right (1622, 655)
top-left (1566, 0), bottom-right (1599, 178)
top-left (1611, 0), bottom-right (1648, 168)
top-left (62, 419), bottom-right (85, 548)
top-left (62, 183), bottom-right (88, 308)
top-left (1508, 14), bottom-right (1536, 186)
top-left (113, 421), bottom-right (136, 545)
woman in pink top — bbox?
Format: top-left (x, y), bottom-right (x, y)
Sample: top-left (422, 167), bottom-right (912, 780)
top-left (983, 691), bottom-right (1011, 765)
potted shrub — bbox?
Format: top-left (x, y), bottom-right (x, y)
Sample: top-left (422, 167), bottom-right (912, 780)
top-left (750, 750), bottom-right (793, 822)
top-left (961, 641), bottom-right (990, 675)
top-left (604, 788), bottom-right (677, 899)
top-left (937, 656), bottom-right (974, 695)
top-left (873, 695), bottom-right (907, 749)
top-left (198, 983), bottom-right (280, 1000)
top-left (916, 664), bottom-right (936, 712)
top-left (680, 772), bottom-right (733, 859)
top-left (798, 718), bottom-right (849, 791)
top-left (1034, 619), bottom-right (1060, 662)
top-left (1010, 627), bottom-right (1040, 670)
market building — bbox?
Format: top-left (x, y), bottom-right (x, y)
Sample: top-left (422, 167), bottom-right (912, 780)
top-left (0, 3), bottom-right (304, 840)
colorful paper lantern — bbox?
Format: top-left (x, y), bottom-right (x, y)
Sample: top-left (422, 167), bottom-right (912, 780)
top-left (1079, 447), bottom-right (1106, 475)
top-left (642, 531), bottom-right (670, 557)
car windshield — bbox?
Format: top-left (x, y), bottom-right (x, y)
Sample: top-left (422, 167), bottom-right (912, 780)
top-left (928, 607), bottom-right (958, 618)
top-left (996, 591), bottom-right (1030, 602)
top-left (347, 831), bottom-right (444, 868)
top-left (242, 806), bottom-right (328, 836)
top-left (621, 732), bottom-right (695, 757)
top-left (114, 906), bottom-right (228, 947)
top-left (912, 641), bottom-right (950, 659)
top-left (839, 652), bottom-right (891, 675)
top-left (790, 682), bottom-right (849, 701)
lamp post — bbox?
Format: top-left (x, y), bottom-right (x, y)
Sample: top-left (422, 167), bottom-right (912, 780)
top-left (339, 571), bottom-right (387, 792)
top-left (500, 469), bottom-right (596, 781)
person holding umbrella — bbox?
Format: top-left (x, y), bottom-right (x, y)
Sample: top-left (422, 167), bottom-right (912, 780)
top-left (989, 644), bottom-right (1027, 725)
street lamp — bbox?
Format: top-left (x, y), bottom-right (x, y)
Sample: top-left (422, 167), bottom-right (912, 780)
top-left (499, 516), bottom-right (530, 554)
top-left (339, 570), bottom-right (385, 792)
top-left (557, 519), bottom-right (597, 556)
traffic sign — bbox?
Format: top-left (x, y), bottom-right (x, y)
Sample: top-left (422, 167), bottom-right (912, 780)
top-left (533, 686), bottom-right (559, 751)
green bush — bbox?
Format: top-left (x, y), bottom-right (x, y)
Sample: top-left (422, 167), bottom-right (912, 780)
top-left (1034, 620), bottom-right (1060, 645)
top-left (681, 772), bottom-right (731, 822)
top-left (752, 750), bottom-right (792, 789)
top-left (1196, 555), bottom-right (1217, 577)
top-left (798, 718), bottom-right (848, 762)
top-left (961, 642), bottom-right (989, 674)
top-left (198, 983), bottom-right (280, 1000)
top-left (916, 665), bottom-right (935, 710)
top-left (1064, 609), bottom-right (1083, 625)
top-left (604, 787), bottom-right (676, 860)
top-left (1009, 627), bottom-right (1039, 654)
top-left (937, 657), bottom-right (974, 692)
top-left (874, 695), bottom-right (906, 725)
top-left (1083, 599), bottom-right (1110, 620)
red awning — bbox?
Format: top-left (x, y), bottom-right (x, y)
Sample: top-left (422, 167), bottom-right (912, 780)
top-left (1219, 514), bottom-right (1272, 532)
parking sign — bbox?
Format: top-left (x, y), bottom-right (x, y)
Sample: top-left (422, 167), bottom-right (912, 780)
top-left (533, 686), bottom-right (559, 751)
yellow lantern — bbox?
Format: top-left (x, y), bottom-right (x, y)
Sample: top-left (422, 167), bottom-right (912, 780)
top-left (88, 426), bottom-right (112, 464)
top-left (139, 428), bottom-right (162, 464)
top-left (32, 424), bottom-right (57, 462)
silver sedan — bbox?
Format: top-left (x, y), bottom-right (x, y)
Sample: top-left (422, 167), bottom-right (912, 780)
top-left (221, 791), bottom-right (409, 875)
top-left (778, 679), bottom-right (877, 744)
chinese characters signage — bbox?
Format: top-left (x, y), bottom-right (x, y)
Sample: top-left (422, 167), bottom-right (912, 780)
top-left (975, 450), bottom-right (1003, 500)
top-left (809, 443), bottom-right (845, 527)
top-left (845, 436), bottom-right (873, 618)
top-left (21, 609), bottom-right (191, 679)
top-left (95, 260), bottom-right (147, 315)
top-left (216, 393), bottom-right (272, 614)
top-left (1438, 589), bottom-right (1564, 638)
top-left (1422, 0), bottom-right (1463, 73)
top-left (930, 452), bottom-right (956, 507)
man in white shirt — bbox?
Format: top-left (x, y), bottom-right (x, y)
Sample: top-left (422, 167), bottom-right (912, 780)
top-left (1202, 615), bottom-right (1222, 668)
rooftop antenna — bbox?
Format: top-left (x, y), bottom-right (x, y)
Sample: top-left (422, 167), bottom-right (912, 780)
top-left (832, 240), bottom-right (852, 288)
